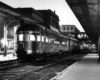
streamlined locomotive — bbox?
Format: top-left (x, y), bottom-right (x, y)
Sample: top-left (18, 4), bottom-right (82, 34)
top-left (16, 23), bottom-right (79, 60)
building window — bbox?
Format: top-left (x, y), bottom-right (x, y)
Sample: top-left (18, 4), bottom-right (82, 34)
top-left (63, 27), bottom-right (65, 30)
top-left (67, 27), bottom-right (69, 30)
top-left (52, 20), bottom-right (58, 29)
top-left (71, 27), bottom-right (73, 30)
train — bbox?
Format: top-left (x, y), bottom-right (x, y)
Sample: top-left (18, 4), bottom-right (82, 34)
top-left (16, 22), bottom-right (80, 60)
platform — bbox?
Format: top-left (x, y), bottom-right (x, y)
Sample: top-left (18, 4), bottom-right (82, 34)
top-left (0, 50), bottom-right (17, 61)
top-left (51, 53), bottom-right (100, 80)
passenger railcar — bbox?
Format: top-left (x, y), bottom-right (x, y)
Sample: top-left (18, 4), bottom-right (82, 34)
top-left (16, 23), bottom-right (79, 59)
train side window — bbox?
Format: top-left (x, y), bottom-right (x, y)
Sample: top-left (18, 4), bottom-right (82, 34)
top-left (49, 38), bottom-right (51, 43)
top-left (37, 35), bottom-right (41, 41)
top-left (30, 35), bottom-right (35, 41)
top-left (62, 42), bottom-right (66, 45)
top-left (56, 41), bottom-right (59, 44)
top-left (54, 41), bottom-right (57, 44)
top-left (19, 34), bottom-right (23, 41)
top-left (48, 38), bottom-right (50, 43)
top-left (57, 41), bottom-right (60, 44)
top-left (46, 37), bottom-right (48, 43)
top-left (42, 36), bottom-right (44, 42)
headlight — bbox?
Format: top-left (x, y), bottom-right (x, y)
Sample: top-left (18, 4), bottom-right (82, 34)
top-left (36, 50), bottom-right (39, 53)
top-left (27, 50), bottom-right (32, 54)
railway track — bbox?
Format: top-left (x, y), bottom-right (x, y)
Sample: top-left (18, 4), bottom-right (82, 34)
top-left (0, 53), bottom-right (85, 80)
top-left (0, 60), bottom-right (19, 70)
top-left (0, 57), bottom-right (37, 71)
top-left (0, 54), bottom-right (62, 71)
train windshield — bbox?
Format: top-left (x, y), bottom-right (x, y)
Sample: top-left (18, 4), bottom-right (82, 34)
top-left (19, 34), bottom-right (23, 41)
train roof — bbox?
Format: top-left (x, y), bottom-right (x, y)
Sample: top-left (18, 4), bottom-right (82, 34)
top-left (17, 23), bottom-right (78, 42)
top-left (17, 23), bottom-right (42, 31)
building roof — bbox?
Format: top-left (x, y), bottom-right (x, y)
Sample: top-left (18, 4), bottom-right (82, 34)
top-left (38, 9), bottom-right (59, 21)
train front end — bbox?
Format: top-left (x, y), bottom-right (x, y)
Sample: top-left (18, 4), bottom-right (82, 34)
top-left (16, 24), bottom-right (38, 59)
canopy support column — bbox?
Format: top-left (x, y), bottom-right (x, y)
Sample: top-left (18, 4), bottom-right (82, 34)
top-left (98, 36), bottom-right (100, 61)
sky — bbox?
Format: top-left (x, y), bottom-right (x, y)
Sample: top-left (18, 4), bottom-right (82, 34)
top-left (0, 0), bottom-right (84, 32)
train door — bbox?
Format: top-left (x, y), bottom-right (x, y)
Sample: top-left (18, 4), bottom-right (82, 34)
top-left (29, 33), bottom-right (36, 54)
top-left (35, 28), bottom-right (43, 54)
top-left (17, 34), bottom-right (24, 50)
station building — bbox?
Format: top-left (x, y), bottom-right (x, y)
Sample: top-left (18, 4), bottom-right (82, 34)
top-left (60, 25), bottom-right (80, 38)
top-left (15, 8), bottom-right (60, 31)
top-left (15, 8), bottom-right (45, 23)
top-left (60, 25), bottom-right (80, 33)
top-left (38, 10), bottom-right (60, 30)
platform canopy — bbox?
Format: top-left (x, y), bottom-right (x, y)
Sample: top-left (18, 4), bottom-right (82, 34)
top-left (66, 0), bottom-right (100, 44)
top-left (0, 1), bottom-right (40, 24)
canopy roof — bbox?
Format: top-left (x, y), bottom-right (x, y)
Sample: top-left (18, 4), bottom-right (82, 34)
top-left (0, 1), bottom-right (40, 24)
top-left (66, 0), bottom-right (100, 44)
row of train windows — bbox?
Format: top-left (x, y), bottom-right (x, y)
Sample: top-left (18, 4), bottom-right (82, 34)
top-left (18, 34), bottom-right (68, 45)
top-left (19, 34), bottom-right (42, 42)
